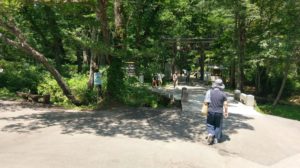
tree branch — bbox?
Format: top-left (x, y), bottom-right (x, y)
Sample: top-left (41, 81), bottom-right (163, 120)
top-left (0, 32), bottom-right (21, 48)
top-left (0, 19), bottom-right (82, 106)
top-left (0, 18), bottom-right (26, 42)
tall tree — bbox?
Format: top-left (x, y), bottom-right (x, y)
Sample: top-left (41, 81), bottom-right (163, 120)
top-left (21, 4), bottom-right (66, 69)
top-left (95, 0), bottom-right (111, 64)
top-left (114, 0), bottom-right (124, 43)
top-left (0, 19), bottom-right (81, 105)
top-left (0, 2), bottom-right (81, 105)
top-left (272, 0), bottom-right (300, 106)
top-left (234, 0), bottom-right (247, 91)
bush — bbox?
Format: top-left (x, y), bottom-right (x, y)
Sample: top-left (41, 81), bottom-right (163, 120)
top-left (119, 76), bottom-right (161, 108)
top-left (263, 76), bottom-right (296, 98)
top-left (0, 60), bottom-right (42, 93)
top-left (37, 74), bottom-right (100, 105)
top-left (37, 74), bottom-right (69, 104)
top-left (0, 87), bottom-right (17, 99)
top-left (68, 74), bottom-right (98, 105)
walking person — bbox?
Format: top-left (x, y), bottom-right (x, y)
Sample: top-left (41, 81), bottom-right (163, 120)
top-left (152, 73), bottom-right (158, 88)
top-left (203, 79), bottom-right (228, 145)
top-left (172, 72), bottom-right (178, 88)
top-left (157, 73), bottom-right (163, 86)
top-left (185, 70), bottom-right (190, 84)
top-left (94, 68), bottom-right (102, 99)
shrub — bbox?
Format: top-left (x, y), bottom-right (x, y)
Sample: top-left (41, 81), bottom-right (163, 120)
top-left (265, 76), bottom-right (296, 98)
top-left (37, 74), bottom-right (68, 104)
top-left (68, 74), bottom-right (98, 105)
top-left (0, 87), bottom-right (17, 99)
top-left (120, 76), bottom-right (161, 108)
top-left (37, 74), bottom-right (100, 105)
top-left (0, 60), bottom-right (42, 93)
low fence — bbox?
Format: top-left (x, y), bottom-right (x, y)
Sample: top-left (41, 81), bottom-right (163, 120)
top-left (234, 90), bottom-right (255, 106)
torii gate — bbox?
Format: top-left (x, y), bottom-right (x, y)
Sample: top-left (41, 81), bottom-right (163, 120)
top-left (161, 37), bottom-right (215, 81)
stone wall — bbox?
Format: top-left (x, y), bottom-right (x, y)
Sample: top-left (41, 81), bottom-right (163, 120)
top-left (234, 90), bottom-right (255, 106)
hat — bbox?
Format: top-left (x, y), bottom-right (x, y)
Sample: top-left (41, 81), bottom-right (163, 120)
top-left (212, 79), bottom-right (225, 89)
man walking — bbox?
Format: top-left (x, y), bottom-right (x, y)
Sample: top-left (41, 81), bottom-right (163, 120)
top-left (204, 79), bottom-right (228, 144)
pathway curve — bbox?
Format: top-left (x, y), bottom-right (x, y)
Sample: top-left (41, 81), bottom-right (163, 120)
top-left (1, 84), bottom-right (300, 167)
top-left (152, 83), bottom-right (300, 167)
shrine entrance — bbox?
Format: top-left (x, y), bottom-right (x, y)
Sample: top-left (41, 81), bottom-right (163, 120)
top-left (161, 37), bottom-right (215, 81)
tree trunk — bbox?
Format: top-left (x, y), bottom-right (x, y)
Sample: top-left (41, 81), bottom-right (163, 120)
top-left (76, 46), bottom-right (83, 73)
top-left (272, 60), bottom-right (290, 106)
top-left (88, 53), bottom-right (95, 90)
top-left (104, 0), bottom-right (125, 99)
top-left (238, 21), bottom-right (246, 92)
top-left (83, 49), bottom-right (89, 64)
top-left (134, 1), bottom-right (146, 49)
top-left (199, 45), bottom-right (205, 81)
top-left (255, 67), bottom-right (261, 95)
top-left (114, 0), bottom-right (124, 43)
top-left (96, 0), bottom-right (111, 64)
top-left (87, 27), bottom-right (98, 90)
top-left (234, 1), bottom-right (246, 92)
top-left (255, 64), bottom-right (264, 95)
top-left (171, 43), bottom-right (177, 74)
top-left (0, 21), bottom-right (81, 106)
top-left (234, 6), bottom-right (240, 90)
top-left (230, 61), bottom-right (236, 88)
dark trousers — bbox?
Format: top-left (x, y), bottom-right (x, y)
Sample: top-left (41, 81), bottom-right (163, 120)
top-left (96, 85), bottom-right (102, 98)
top-left (207, 112), bottom-right (223, 140)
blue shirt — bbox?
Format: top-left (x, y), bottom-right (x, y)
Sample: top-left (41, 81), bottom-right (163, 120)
top-left (94, 72), bottom-right (102, 85)
top-left (204, 88), bottom-right (227, 113)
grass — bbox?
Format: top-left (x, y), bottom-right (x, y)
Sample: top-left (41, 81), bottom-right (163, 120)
top-left (257, 104), bottom-right (300, 121)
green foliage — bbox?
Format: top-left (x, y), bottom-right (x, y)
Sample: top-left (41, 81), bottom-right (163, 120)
top-left (257, 104), bottom-right (300, 121)
top-left (0, 60), bottom-right (42, 93)
top-left (142, 62), bottom-right (161, 83)
top-left (37, 74), bottom-right (98, 105)
top-left (1, 0), bottom-right (299, 106)
top-left (0, 87), bottom-right (17, 100)
top-left (296, 81), bottom-right (300, 94)
top-left (261, 76), bottom-right (296, 98)
top-left (106, 57), bottom-right (125, 101)
top-left (119, 76), bottom-right (161, 108)
top-left (67, 74), bottom-right (98, 105)
top-left (37, 74), bottom-right (68, 104)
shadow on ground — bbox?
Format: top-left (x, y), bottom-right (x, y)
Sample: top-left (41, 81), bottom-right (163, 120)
top-left (0, 102), bottom-right (254, 142)
top-left (0, 101), bottom-right (52, 112)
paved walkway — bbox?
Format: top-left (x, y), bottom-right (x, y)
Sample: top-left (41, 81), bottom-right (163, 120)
top-left (152, 84), bottom-right (261, 116)
top-left (153, 83), bottom-right (300, 167)
top-left (1, 83), bottom-right (300, 168)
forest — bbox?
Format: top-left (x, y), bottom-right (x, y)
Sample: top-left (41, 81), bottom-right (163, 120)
top-left (0, 0), bottom-right (299, 112)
